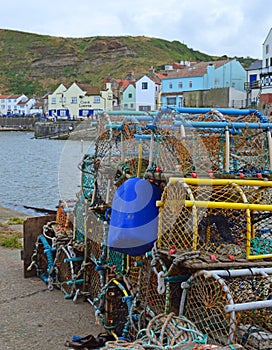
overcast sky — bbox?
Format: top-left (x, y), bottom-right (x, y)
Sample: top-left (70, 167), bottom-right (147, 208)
top-left (1, 0), bottom-right (271, 59)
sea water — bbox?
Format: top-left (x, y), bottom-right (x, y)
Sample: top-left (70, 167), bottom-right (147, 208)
top-left (0, 131), bottom-right (94, 215)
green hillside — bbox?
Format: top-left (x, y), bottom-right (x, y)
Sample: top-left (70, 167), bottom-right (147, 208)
top-left (0, 29), bottom-right (253, 95)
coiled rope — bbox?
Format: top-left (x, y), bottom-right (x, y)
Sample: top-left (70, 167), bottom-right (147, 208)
top-left (101, 312), bottom-right (207, 349)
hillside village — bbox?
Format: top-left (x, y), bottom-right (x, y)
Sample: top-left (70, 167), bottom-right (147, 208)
top-left (1, 28), bottom-right (272, 119)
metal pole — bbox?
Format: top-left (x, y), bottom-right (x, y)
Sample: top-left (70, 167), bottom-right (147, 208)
top-left (169, 177), bottom-right (272, 187)
top-left (225, 300), bottom-right (272, 313)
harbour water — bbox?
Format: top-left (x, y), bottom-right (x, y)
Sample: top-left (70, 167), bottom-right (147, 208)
top-left (0, 131), bottom-right (94, 215)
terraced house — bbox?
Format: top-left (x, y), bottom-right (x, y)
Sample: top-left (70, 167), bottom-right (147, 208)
top-left (0, 94), bottom-right (32, 116)
top-left (48, 81), bottom-right (113, 119)
top-left (160, 59), bottom-right (247, 108)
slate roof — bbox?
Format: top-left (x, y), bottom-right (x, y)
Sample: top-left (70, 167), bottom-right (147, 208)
top-left (77, 83), bottom-right (100, 95)
top-left (163, 60), bottom-right (231, 79)
top-left (247, 60), bottom-right (262, 71)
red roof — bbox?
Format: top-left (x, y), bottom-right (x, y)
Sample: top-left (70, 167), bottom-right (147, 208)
top-left (17, 99), bottom-right (27, 105)
top-left (7, 94), bottom-right (23, 99)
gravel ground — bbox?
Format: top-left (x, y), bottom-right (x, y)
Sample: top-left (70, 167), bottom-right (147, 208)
top-left (0, 206), bottom-right (102, 350)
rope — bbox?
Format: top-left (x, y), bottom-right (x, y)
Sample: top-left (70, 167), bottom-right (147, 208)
top-left (100, 313), bottom-right (207, 349)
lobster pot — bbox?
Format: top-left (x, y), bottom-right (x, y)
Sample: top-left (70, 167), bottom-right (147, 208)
top-left (241, 186), bottom-right (272, 255)
top-left (56, 199), bottom-right (75, 231)
top-left (229, 127), bottom-right (269, 175)
top-left (122, 255), bottom-right (167, 318)
top-left (180, 269), bottom-right (272, 349)
top-left (74, 199), bottom-right (86, 242)
top-left (157, 180), bottom-right (247, 259)
top-left (107, 249), bottom-right (128, 275)
top-left (180, 130), bottom-right (223, 175)
top-left (126, 254), bottom-right (181, 319)
top-left (93, 129), bottom-right (121, 206)
top-left (154, 130), bottom-right (195, 174)
top-left (170, 108), bottom-right (272, 176)
top-left (86, 211), bottom-right (104, 263)
top-left (80, 154), bottom-right (96, 201)
top-left (84, 260), bottom-right (103, 300)
top-left (157, 178), bottom-right (272, 261)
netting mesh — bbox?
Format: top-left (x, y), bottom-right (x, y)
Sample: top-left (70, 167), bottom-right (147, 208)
top-left (56, 199), bottom-right (75, 230)
top-left (157, 179), bottom-right (272, 260)
top-left (84, 260), bottom-right (103, 300)
top-left (182, 270), bottom-right (272, 348)
top-left (230, 130), bottom-right (269, 175)
top-left (86, 211), bottom-right (104, 262)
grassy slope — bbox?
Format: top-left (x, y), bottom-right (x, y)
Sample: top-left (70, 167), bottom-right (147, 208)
top-left (0, 29), bottom-right (254, 95)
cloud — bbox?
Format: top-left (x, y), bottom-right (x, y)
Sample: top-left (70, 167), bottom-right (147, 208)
top-left (0, 0), bottom-right (271, 58)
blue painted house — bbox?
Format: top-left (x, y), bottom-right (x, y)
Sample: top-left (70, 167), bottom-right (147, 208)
top-left (120, 83), bottom-right (136, 110)
top-left (161, 59), bottom-right (246, 107)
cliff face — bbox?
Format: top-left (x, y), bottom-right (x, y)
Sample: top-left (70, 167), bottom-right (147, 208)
top-left (0, 30), bottom-right (253, 96)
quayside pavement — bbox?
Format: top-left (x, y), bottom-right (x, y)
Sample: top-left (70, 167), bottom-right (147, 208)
top-left (0, 206), bottom-right (101, 350)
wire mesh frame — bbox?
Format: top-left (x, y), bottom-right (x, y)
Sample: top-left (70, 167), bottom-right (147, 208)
top-left (157, 178), bottom-right (272, 260)
top-left (179, 268), bottom-right (272, 347)
top-left (163, 110), bottom-right (272, 177)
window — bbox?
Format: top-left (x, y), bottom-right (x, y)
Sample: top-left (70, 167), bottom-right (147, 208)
top-left (266, 58), bottom-right (269, 67)
top-left (1, 105), bottom-right (4, 109)
top-left (94, 96), bottom-right (100, 104)
top-left (169, 83), bottom-right (173, 89)
top-left (178, 82), bottom-right (183, 89)
top-left (130, 103), bottom-right (134, 108)
top-left (166, 97), bottom-right (176, 105)
top-left (59, 97), bottom-right (62, 103)
top-left (142, 82), bottom-right (148, 90)
top-left (266, 44), bottom-right (269, 54)
top-left (188, 81), bottom-right (192, 88)
top-left (232, 82), bottom-right (236, 88)
top-left (270, 57), bottom-right (272, 67)
top-left (124, 103), bottom-right (128, 108)
top-left (128, 93), bottom-right (132, 98)
top-left (82, 110), bottom-right (90, 116)
top-left (71, 97), bottom-right (77, 104)
top-left (139, 105), bottom-right (151, 111)
top-left (51, 97), bottom-right (56, 104)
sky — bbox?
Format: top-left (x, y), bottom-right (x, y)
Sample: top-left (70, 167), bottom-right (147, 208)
top-left (1, 0), bottom-right (271, 59)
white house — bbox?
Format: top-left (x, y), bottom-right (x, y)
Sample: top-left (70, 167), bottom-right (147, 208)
top-left (0, 95), bottom-right (9, 116)
top-left (245, 60), bottom-right (262, 106)
top-left (135, 74), bottom-right (161, 111)
top-left (17, 97), bottom-right (36, 116)
top-left (260, 28), bottom-right (272, 104)
top-left (0, 94), bottom-right (28, 115)
top-left (48, 81), bottom-right (113, 119)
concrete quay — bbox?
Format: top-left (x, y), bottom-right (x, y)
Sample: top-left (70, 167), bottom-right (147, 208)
top-left (0, 206), bottom-right (100, 350)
